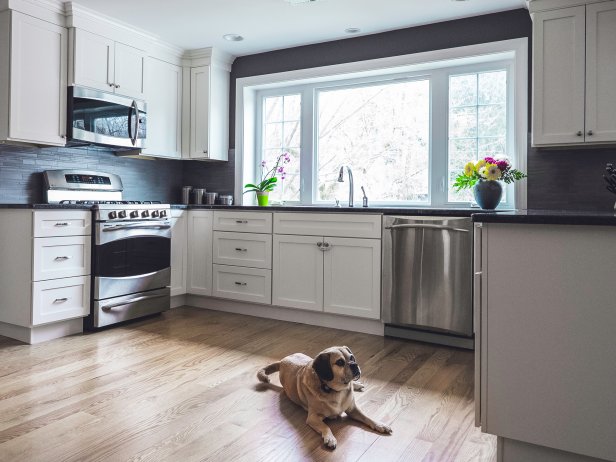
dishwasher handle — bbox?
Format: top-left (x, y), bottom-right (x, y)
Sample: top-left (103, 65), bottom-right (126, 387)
top-left (385, 224), bottom-right (470, 233)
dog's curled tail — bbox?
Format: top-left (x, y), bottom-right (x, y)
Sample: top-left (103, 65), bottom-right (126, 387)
top-left (257, 362), bottom-right (280, 383)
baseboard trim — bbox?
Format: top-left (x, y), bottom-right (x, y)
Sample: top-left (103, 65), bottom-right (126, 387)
top-left (182, 294), bottom-right (385, 336)
top-left (0, 318), bottom-right (83, 344)
top-left (171, 294), bottom-right (187, 308)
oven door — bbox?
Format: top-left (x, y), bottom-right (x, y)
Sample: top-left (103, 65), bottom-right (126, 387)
top-left (93, 220), bottom-right (171, 300)
top-left (68, 86), bottom-right (147, 149)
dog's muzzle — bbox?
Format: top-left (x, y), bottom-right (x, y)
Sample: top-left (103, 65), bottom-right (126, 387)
top-left (350, 362), bottom-right (361, 380)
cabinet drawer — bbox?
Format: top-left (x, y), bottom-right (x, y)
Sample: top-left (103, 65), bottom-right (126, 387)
top-left (213, 211), bottom-right (272, 233)
top-left (212, 265), bottom-right (271, 304)
top-left (33, 236), bottom-right (91, 281)
top-left (213, 231), bottom-right (272, 269)
top-left (274, 213), bottom-right (382, 239)
top-left (34, 211), bottom-right (91, 237)
top-left (32, 276), bottom-right (90, 325)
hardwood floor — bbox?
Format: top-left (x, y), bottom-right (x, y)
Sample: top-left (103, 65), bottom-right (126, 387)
top-left (0, 307), bottom-right (496, 462)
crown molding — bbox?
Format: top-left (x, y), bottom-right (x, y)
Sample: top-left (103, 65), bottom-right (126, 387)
top-left (1, 0), bottom-right (65, 24)
top-left (527, 0), bottom-right (613, 14)
top-left (184, 47), bottom-right (235, 71)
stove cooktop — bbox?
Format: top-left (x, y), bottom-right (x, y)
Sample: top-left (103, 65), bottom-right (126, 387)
top-left (59, 200), bottom-right (163, 205)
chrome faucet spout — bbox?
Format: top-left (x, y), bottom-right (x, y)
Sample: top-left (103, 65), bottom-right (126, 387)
top-left (337, 166), bottom-right (354, 207)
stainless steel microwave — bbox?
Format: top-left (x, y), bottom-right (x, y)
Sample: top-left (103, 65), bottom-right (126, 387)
top-left (67, 86), bottom-right (146, 150)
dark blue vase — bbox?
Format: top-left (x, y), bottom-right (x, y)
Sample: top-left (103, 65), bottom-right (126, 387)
top-left (473, 180), bottom-right (503, 209)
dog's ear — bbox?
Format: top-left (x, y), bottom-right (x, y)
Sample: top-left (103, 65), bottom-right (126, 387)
top-left (313, 353), bottom-right (333, 382)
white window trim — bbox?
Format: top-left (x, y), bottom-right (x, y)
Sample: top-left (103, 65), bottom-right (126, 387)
top-left (235, 38), bottom-right (528, 209)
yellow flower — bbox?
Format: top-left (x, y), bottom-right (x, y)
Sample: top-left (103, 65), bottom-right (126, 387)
top-left (483, 163), bottom-right (502, 181)
top-left (476, 159), bottom-right (487, 170)
top-left (463, 162), bottom-right (476, 177)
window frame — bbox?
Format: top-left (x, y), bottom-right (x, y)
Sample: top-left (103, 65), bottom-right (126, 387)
top-left (236, 38), bottom-right (528, 209)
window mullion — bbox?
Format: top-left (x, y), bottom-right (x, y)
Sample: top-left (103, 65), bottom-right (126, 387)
top-left (300, 87), bottom-right (314, 205)
top-left (430, 71), bottom-right (448, 207)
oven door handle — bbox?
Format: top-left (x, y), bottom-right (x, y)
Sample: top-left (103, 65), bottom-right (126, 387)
top-left (101, 293), bottom-right (168, 311)
top-left (103, 223), bottom-right (171, 232)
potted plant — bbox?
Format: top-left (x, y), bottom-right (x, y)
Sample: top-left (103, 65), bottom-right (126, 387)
top-left (244, 152), bottom-right (291, 206)
top-left (453, 157), bottom-right (527, 209)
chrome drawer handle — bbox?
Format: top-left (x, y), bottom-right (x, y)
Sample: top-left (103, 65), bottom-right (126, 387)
top-left (54, 256), bottom-right (72, 261)
top-left (101, 293), bottom-right (167, 311)
top-left (54, 222), bottom-right (70, 227)
top-left (587, 130), bottom-right (594, 136)
top-left (54, 298), bottom-right (68, 303)
top-left (234, 281), bottom-right (247, 286)
top-left (576, 131), bottom-right (583, 137)
top-left (235, 220), bottom-right (248, 224)
top-left (235, 248), bottom-right (248, 252)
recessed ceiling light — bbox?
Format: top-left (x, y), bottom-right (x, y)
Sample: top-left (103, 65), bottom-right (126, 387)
top-left (345, 28), bottom-right (361, 34)
top-left (223, 34), bottom-right (244, 42)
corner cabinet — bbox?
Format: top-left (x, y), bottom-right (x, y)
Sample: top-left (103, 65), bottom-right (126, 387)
top-left (474, 222), bottom-right (616, 462)
top-left (143, 57), bottom-right (183, 159)
top-left (0, 10), bottom-right (67, 146)
top-left (70, 28), bottom-right (145, 100)
top-left (189, 64), bottom-right (230, 161)
top-left (272, 213), bottom-right (382, 320)
top-left (186, 211), bottom-right (213, 296)
top-left (531, 1), bottom-right (616, 146)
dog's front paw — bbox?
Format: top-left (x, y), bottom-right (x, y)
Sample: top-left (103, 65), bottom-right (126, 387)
top-left (372, 422), bottom-right (393, 434)
top-left (323, 433), bottom-right (337, 449)
top-left (353, 381), bottom-right (366, 392)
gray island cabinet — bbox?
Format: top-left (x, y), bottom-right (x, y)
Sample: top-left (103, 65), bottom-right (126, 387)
top-left (474, 220), bottom-right (616, 462)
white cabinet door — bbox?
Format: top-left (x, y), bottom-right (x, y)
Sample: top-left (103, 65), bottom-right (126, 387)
top-left (532, 6), bottom-right (586, 146)
top-left (170, 210), bottom-right (187, 297)
top-left (73, 28), bottom-right (114, 93)
top-left (585, 1), bottom-right (616, 144)
top-left (143, 58), bottom-right (182, 158)
top-left (32, 276), bottom-right (90, 326)
top-left (272, 235), bottom-right (323, 311)
top-left (113, 42), bottom-right (145, 100)
top-left (323, 237), bottom-right (381, 319)
top-left (187, 211), bottom-right (213, 296)
top-left (9, 11), bottom-right (67, 145)
top-left (190, 65), bottom-right (210, 159)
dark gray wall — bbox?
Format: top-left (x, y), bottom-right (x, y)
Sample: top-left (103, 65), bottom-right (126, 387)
top-left (224, 8), bottom-right (614, 212)
top-left (0, 144), bottom-right (183, 203)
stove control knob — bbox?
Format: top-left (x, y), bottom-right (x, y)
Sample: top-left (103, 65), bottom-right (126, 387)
top-left (141, 210), bottom-right (150, 218)
top-left (130, 210), bottom-right (139, 219)
top-left (160, 210), bottom-right (167, 218)
top-left (108, 211), bottom-right (117, 219)
top-left (118, 210), bottom-right (127, 219)
top-left (151, 210), bottom-right (160, 218)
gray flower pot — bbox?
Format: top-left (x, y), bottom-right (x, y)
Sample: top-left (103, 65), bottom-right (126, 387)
top-left (473, 180), bottom-right (503, 209)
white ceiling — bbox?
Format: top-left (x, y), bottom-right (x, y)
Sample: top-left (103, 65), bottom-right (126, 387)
top-left (70, 0), bottom-right (527, 57)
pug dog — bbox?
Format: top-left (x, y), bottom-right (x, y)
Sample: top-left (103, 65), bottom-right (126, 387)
top-left (257, 346), bottom-right (392, 449)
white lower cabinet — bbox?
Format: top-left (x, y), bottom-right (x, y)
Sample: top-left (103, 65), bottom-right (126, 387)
top-left (212, 264), bottom-right (271, 304)
top-left (187, 211), bottom-right (213, 296)
top-left (170, 210), bottom-right (187, 297)
top-left (272, 232), bottom-right (381, 319)
top-left (32, 276), bottom-right (89, 325)
top-left (272, 235), bottom-right (324, 311)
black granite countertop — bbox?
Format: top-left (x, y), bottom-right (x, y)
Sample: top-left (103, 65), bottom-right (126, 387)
top-left (472, 209), bottom-right (616, 226)
top-left (0, 203), bottom-right (93, 210)
top-left (171, 204), bottom-right (483, 216)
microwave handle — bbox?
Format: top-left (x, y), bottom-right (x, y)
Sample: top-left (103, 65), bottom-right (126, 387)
top-left (128, 100), bottom-right (139, 146)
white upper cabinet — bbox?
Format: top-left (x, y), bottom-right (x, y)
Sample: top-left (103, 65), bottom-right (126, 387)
top-left (585, 1), bottom-right (616, 144)
top-left (143, 57), bottom-right (182, 158)
top-left (0, 10), bottom-right (67, 146)
top-left (189, 64), bottom-right (229, 161)
top-left (71, 29), bottom-right (145, 100)
top-left (532, 1), bottom-right (616, 146)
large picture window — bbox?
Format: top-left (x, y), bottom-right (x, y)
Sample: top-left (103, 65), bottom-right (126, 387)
top-left (242, 40), bottom-right (527, 208)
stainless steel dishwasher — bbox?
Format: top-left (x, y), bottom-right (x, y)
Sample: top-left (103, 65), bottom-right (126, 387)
top-left (382, 216), bottom-right (473, 349)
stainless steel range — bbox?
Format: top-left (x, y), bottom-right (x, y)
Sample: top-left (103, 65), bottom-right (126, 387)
top-left (44, 170), bottom-right (171, 328)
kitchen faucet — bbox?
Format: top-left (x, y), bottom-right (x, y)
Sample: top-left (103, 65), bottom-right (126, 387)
top-left (337, 166), bottom-right (354, 207)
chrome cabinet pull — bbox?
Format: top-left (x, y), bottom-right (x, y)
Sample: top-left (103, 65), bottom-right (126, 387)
top-left (234, 281), bottom-right (247, 286)
top-left (115, 84), bottom-right (121, 89)
top-left (235, 220), bottom-right (248, 224)
top-left (576, 131), bottom-right (583, 137)
top-left (54, 256), bottom-right (72, 261)
top-left (235, 248), bottom-right (248, 252)
top-left (53, 298), bottom-right (68, 303)
top-left (587, 130), bottom-right (594, 136)
top-left (108, 83), bottom-right (114, 88)
top-left (317, 242), bottom-right (332, 251)
top-left (54, 222), bottom-right (70, 227)
top-left (203, 150), bottom-right (208, 154)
